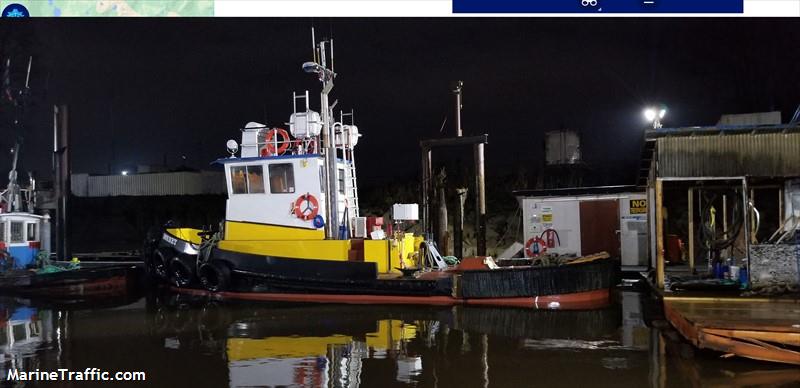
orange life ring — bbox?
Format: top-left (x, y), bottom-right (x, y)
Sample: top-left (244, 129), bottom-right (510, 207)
top-left (261, 128), bottom-right (291, 156)
top-left (524, 236), bottom-right (548, 258)
top-left (293, 193), bottom-right (320, 221)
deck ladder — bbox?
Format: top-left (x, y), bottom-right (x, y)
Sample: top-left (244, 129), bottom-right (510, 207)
top-left (340, 110), bottom-right (360, 217)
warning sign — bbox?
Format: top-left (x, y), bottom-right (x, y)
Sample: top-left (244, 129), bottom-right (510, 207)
top-left (630, 199), bottom-right (647, 214)
top-left (542, 213), bottom-right (553, 223)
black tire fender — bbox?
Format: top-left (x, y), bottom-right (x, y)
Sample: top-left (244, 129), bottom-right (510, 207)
top-left (149, 250), bottom-right (170, 280)
top-left (199, 261), bottom-right (231, 292)
top-left (169, 257), bottom-right (195, 287)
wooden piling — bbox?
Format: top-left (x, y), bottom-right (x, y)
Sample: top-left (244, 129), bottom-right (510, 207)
top-left (655, 179), bottom-right (665, 289)
top-left (687, 188), bottom-right (695, 273)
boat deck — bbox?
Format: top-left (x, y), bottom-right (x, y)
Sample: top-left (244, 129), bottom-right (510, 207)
top-left (662, 295), bottom-right (800, 365)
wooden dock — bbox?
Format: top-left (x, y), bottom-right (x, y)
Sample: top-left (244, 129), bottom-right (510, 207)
top-left (663, 296), bottom-right (800, 365)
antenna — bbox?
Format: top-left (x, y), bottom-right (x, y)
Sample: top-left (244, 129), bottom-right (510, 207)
top-left (25, 56), bottom-right (32, 89)
top-left (311, 27), bottom-right (317, 63)
top-left (330, 38), bottom-right (334, 72)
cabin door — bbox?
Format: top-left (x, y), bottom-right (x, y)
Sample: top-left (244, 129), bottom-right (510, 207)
top-left (579, 200), bottom-right (620, 257)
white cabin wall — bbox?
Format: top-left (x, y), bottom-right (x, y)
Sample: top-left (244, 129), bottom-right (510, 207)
top-left (225, 157), bottom-right (327, 230)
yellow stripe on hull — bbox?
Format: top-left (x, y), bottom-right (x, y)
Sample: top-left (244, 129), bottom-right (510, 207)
top-left (218, 240), bottom-right (352, 261)
top-left (216, 222), bottom-right (422, 274)
top-left (218, 233), bottom-right (419, 274)
top-left (225, 221), bottom-right (325, 241)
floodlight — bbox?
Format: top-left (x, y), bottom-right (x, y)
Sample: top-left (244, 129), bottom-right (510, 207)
top-left (644, 108), bottom-right (657, 122)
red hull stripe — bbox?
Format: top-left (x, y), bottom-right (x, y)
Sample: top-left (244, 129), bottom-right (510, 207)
top-left (174, 288), bottom-right (610, 310)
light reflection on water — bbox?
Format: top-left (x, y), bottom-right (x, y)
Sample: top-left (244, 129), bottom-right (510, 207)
top-left (1, 290), bottom-right (798, 387)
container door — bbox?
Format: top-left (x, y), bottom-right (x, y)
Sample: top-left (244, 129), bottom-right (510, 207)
top-left (579, 200), bottom-right (620, 257)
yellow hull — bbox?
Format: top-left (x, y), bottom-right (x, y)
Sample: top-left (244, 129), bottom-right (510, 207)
top-left (167, 221), bottom-right (422, 274)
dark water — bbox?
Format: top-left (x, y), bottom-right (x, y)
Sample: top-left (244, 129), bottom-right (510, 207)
top-left (1, 290), bottom-right (798, 387)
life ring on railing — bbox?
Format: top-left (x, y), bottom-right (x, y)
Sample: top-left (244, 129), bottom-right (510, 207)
top-left (260, 128), bottom-right (291, 156)
top-left (524, 236), bottom-right (548, 258)
top-left (293, 193), bottom-right (320, 221)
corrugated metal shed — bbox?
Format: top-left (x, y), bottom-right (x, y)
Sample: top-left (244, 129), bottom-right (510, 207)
top-left (653, 130), bottom-right (800, 178)
top-left (717, 111), bottom-right (781, 126)
top-left (72, 171), bottom-right (225, 197)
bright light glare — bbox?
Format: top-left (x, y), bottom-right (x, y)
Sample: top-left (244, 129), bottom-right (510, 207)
top-left (659, 108), bottom-right (667, 119)
top-left (644, 108), bottom-right (657, 122)
top-left (121, 170), bottom-right (129, 176)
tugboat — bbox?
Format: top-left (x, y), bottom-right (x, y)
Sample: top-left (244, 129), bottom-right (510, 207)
top-left (146, 36), bottom-right (616, 308)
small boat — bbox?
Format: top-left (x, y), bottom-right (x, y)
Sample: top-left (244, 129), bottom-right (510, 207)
top-left (0, 263), bottom-right (140, 299)
top-left (0, 134), bottom-right (139, 299)
top-left (0, 175), bottom-right (139, 298)
top-left (145, 36), bottom-right (615, 309)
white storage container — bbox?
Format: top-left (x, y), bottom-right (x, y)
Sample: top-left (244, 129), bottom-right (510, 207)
top-left (392, 203), bottom-right (419, 221)
top-left (289, 111), bottom-right (322, 139)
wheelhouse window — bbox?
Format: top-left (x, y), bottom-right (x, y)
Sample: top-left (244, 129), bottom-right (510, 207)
top-left (231, 166), bottom-right (247, 194)
top-left (247, 165), bottom-right (265, 193)
top-left (338, 168), bottom-right (346, 195)
top-left (27, 223), bottom-right (37, 242)
top-left (10, 222), bottom-right (23, 243)
top-left (269, 163), bottom-right (295, 194)
top-left (0, 222), bottom-right (5, 242)
top-left (230, 165), bottom-right (265, 194)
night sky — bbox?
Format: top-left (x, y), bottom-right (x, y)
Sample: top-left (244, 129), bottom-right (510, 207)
top-left (1, 19), bottom-right (799, 187)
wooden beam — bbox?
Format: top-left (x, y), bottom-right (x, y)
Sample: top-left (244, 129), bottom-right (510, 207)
top-left (420, 134), bottom-right (488, 149)
top-left (663, 301), bottom-right (700, 347)
top-left (655, 179), bottom-right (665, 289)
top-left (723, 194), bottom-right (728, 240)
top-left (700, 332), bottom-right (800, 365)
top-left (566, 251), bottom-right (611, 265)
top-left (750, 188), bottom-right (757, 244)
top-left (688, 188), bottom-right (695, 273)
top-left (778, 187), bottom-right (783, 230)
top-left (723, 194), bottom-right (729, 258)
top-left (702, 328), bottom-right (800, 347)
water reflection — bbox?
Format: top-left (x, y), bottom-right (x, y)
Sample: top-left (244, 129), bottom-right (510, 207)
top-left (1, 291), bottom-right (798, 388)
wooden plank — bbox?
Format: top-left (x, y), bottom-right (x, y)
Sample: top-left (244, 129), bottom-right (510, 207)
top-left (663, 295), bottom-right (799, 304)
top-left (566, 251), bottom-right (610, 265)
top-left (699, 332), bottom-right (800, 365)
top-left (735, 336), bottom-right (788, 352)
top-left (687, 188), bottom-right (695, 272)
top-left (663, 301), bottom-right (700, 347)
top-left (665, 300), bottom-right (800, 333)
top-left (655, 179), bottom-right (665, 289)
top-left (665, 299), bottom-right (800, 365)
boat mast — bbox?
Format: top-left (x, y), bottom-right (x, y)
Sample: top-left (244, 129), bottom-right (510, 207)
top-left (304, 30), bottom-right (340, 239)
top-left (2, 57), bottom-right (32, 213)
top-left (4, 144), bottom-right (21, 212)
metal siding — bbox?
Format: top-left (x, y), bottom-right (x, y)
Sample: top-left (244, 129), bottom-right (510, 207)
top-left (72, 171), bottom-right (225, 197)
top-left (657, 133), bottom-right (800, 178)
